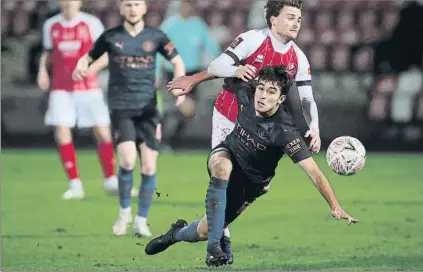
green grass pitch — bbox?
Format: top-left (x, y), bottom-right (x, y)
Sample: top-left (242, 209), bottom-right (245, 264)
top-left (2, 150), bottom-right (422, 271)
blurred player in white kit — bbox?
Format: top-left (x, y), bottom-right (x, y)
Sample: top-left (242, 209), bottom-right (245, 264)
top-left (37, 0), bottom-right (119, 199)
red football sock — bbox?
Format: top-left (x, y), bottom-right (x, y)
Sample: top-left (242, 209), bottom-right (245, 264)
top-left (57, 142), bottom-right (79, 180)
top-left (97, 142), bottom-right (115, 178)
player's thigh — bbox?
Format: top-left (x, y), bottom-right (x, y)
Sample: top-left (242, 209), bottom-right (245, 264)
top-left (111, 112), bottom-right (137, 169)
top-left (74, 90), bottom-right (110, 128)
top-left (138, 142), bottom-right (158, 175)
top-left (137, 114), bottom-right (160, 175)
top-left (44, 90), bottom-right (77, 128)
top-left (224, 174), bottom-right (256, 226)
top-left (136, 111), bottom-right (161, 151)
top-left (211, 108), bottom-right (235, 149)
top-left (207, 146), bottom-right (233, 179)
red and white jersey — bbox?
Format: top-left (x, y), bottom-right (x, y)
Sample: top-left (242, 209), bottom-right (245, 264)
top-left (42, 12), bottom-right (104, 92)
top-left (214, 28), bottom-right (312, 122)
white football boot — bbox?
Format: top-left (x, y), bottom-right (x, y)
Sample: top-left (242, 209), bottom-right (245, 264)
top-left (134, 215), bottom-right (152, 237)
top-left (104, 176), bottom-right (119, 195)
top-left (104, 176), bottom-right (139, 197)
top-left (112, 208), bottom-right (133, 236)
top-left (62, 179), bottom-right (85, 200)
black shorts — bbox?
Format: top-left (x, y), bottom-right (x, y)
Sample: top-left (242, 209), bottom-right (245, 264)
top-left (207, 144), bottom-right (268, 226)
top-left (165, 69), bottom-right (201, 100)
top-left (110, 109), bottom-right (160, 150)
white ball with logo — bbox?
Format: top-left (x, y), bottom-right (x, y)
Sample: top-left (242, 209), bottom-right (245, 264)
top-left (326, 136), bottom-right (366, 176)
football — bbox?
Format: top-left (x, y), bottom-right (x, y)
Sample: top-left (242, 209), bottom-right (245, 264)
top-left (326, 136), bottom-right (366, 176)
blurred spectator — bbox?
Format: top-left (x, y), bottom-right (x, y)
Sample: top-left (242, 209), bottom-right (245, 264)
top-left (247, 0), bottom-right (266, 29)
top-left (145, 11), bottom-right (162, 27)
top-left (157, 0), bottom-right (220, 150)
top-left (228, 11), bottom-right (245, 38)
top-left (207, 10), bottom-right (231, 47)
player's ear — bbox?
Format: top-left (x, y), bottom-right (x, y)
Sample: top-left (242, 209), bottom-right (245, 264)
top-left (270, 16), bottom-right (277, 27)
top-left (278, 94), bottom-right (286, 105)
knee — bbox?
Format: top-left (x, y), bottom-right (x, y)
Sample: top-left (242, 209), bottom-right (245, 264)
top-left (93, 126), bottom-right (112, 142)
top-left (197, 220), bottom-right (208, 241)
top-left (120, 157), bottom-right (136, 171)
top-left (210, 159), bottom-right (232, 180)
top-left (141, 161), bottom-right (156, 175)
top-left (179, 98), bottom-right (196, 119)
top-left (54, 127), bottom-right (72, 144)
top-left (119, 151), bottom-right (136, 170)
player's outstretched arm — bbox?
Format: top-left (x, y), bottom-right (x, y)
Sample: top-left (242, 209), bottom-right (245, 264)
top-left (297, 157), bottom-right (359, 225)
top-left (167, 71), bottom-right (219, 96)
top-left (168, 55), bottom-right (186, 105)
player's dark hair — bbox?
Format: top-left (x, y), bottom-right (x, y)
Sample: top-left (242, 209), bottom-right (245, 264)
top-left (257, 66), bottom-right (292, 96)
top-left (264, 0), bottom-right (304, 28)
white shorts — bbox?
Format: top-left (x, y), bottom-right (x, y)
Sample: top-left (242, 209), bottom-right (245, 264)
top-left (44, 90), bottom-right (110, 128)
top-left (211, 107), bottom-right (235, 149)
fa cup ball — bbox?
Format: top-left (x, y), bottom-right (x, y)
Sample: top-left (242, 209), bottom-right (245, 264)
top-left (326, 136), bottom-right (366, 176)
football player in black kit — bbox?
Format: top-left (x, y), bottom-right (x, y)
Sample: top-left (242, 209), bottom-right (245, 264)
top-left (73, 0), bottom-right (186, 237)
top-left (145, 66), bottom-right (359, 267)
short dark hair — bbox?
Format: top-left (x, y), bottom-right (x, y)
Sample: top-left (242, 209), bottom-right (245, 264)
top-left (257, 65), bottom-right (292, 96)
top-left (264, 0), bottom-right (304, 28)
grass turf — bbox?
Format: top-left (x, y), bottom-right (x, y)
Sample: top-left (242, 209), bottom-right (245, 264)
top-left (1, 150), bottom-right (422, 270)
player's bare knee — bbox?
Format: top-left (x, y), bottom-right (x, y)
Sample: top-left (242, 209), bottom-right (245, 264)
top-left (197, 216), bottom-right (208, 241)
top-left (141, 163), bottom-right (156, 175)
top-left (117, 142), bottom-right (137, 170)
top-left (209, 153), bottom-right (232, 179)
top-left (119, 156), bottom-right (136, 170)
top-left (140, 144), bottom-right (158, 175)
top-left (54, 127), bottom-right (72, 144)
top-left (179, 98), bottom-right (196, 118)
top-left (92, 126), bottom-right (112, 142)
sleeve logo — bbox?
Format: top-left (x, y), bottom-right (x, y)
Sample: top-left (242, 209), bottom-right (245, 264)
top-left (164, 42), bottom-right (176, 56)
top-left (285, 137), bottom-right (301, 157)
top-left (229, 36), bottom-right (243, 49)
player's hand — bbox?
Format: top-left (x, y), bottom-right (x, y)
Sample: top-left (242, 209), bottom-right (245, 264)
top-left (72, 58), bottom-right (90, 81)
top-left (235, 64), bottom-right (257, 82)
top-left (37, 70), bottom-right (50, 91)
top-left (305, 128), bottom-right (321, 153)
top-left (156, 124), bottom-right (162, 141)
top-left (37, 71), bottom-right (50, 91)
top-left (175, 94), bottom-right (186, 107)
top-left (167, 76), bottom-right (195, 95)
top-left (331, 206), bottom-right (359, 225)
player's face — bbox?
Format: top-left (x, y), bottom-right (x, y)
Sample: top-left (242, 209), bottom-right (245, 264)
top-left (59, 0), bottom-right (82, 17)
top-left (120, 0), bottom-right (147, 25)
top-left (271, 6), bottom-right (302, 40)
top-left (254, 80), bottom-right (286, 116)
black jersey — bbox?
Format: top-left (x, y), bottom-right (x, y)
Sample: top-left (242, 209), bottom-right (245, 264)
top-left (223, 81), bottom-right (312, 184)
top-left (89, 25), bottom-right (178, 111)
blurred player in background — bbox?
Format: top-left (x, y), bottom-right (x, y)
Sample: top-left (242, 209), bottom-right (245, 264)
top-left (168, 0), bottom-right (319, 263)
top-left (37, 0), bottom-right (117, 200)
top-left (73, 0), bottom-right (185, 237)
top-left (156, 0), bottom-right (220, 150)
top-left (147, 66), bottom-right (358, 267)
